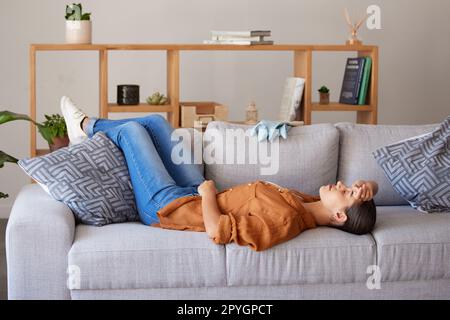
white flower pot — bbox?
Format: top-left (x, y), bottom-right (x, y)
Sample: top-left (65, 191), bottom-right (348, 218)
top-left (65, 20), bottom-right (92, 44)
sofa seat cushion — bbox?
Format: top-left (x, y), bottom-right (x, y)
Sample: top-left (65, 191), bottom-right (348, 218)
top-left (68, 223), bottom-right (226, 290)
top-left (335, 122), bottom-right (439, 205)
top-left (373, 206), bottom-right (450, 282)
top-left (225, 227), bottom-right (376, 286)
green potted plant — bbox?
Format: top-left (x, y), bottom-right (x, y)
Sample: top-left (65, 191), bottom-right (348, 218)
top-left (318, 85), bottom-right (330, 105)
top-left (65, 3), bottom-right (92, 44)
top-left (0, 151), bottom-right (18, 199)
top-left (146, 91), bottom-right (169, 105)
top-left (0, 111), bottom-right (69, 198)
top-left (40, 114), bottom-right (70, 152)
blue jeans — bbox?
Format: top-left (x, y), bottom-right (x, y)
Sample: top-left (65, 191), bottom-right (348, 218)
top-left (85, 114), bottom-right (205, 225)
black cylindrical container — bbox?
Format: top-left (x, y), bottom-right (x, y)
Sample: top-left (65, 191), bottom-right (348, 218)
top-left (117, 85), bottom-right (140, 105)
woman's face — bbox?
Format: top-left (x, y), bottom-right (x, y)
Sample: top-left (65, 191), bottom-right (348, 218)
top-left (319, 181), bottom-right (362, 215)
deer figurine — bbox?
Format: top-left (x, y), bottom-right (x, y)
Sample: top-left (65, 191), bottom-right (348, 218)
top-left (344, 8), bottom-right (371, 45)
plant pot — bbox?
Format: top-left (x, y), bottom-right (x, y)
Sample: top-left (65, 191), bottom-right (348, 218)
top-left (319, 92), bottom-right (330, 105)
top-left (65, 20), bottom-right (92, 44)
top-left (49, 136), bottom-right (70, 152)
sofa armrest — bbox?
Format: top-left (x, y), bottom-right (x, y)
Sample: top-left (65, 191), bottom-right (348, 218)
top-left (6, 184), bottom-right (75, 300)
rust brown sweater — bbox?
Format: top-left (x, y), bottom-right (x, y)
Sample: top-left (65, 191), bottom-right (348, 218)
top-left (153, 180), bottom-right (319, 251)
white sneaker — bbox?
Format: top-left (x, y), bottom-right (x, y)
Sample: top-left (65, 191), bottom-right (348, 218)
top-left (60, 96), bottom-right (88, 145)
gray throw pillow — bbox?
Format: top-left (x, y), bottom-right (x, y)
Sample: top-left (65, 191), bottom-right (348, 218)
top-left (372, 115), bottom-right (450, 213)
top-left (18, 132), bottom-right (139, 226)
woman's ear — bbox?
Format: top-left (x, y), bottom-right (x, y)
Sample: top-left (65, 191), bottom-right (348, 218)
top-left (330, 210), bottom-right (348, 226)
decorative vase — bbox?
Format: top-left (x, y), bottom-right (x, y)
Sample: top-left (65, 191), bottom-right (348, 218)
top-left (65, 20), bottom-right (92, 44)
top-left (245, 102), bottom-right (258, 124)
top-left (346, 38), bottom-right (363, 46)
top-left (319, 92), bottom-right (330, 105)
top-left (117, 85), bottom-right (140, 105)
top-left (49, 136), bottom-right (70, 152)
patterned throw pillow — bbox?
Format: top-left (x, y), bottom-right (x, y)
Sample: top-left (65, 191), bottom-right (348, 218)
top-left (18, 132), bottom-right (138, 226)
top-left (372, 115), bottom-right (450, 213)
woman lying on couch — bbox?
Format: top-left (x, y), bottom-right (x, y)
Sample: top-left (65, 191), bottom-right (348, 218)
top-left (61, 96), bottom-right (378, 251)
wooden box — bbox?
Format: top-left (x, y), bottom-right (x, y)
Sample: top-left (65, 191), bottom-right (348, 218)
top-left (181, 101), bottom-right (228, 130)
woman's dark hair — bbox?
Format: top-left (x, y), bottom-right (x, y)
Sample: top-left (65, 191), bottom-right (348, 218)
top-left (337, 199), bottom-right (377, 235)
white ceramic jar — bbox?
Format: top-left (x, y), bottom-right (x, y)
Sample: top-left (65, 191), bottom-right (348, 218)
top-left (65, 20), bottom-right (92, 44)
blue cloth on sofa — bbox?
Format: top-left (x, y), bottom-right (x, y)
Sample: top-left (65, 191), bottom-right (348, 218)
top-left (250, 120), bottom-right (292, 141)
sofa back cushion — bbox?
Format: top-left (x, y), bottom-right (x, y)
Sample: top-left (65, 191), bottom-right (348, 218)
top-left (173, 127), bottom-right (205, 176)
top-left (203, 121), bottom-right (339, 195)
top-left (335, 122), bottom-right (439, 206)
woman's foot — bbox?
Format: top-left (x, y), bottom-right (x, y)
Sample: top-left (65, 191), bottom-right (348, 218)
top-left (60, 96), bottom-right (88, 145)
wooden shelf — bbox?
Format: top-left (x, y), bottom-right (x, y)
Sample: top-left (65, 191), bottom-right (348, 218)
top-left (29, 43), bottom-right (378, 158)
top-left (108, 103), bottom-right (173, 113)
top-left (311, 103), bottom-right (372, 111)
top-left (31, 43), bottom-right (377, 52)
top-left (31, 44), bottom-right (106, 51)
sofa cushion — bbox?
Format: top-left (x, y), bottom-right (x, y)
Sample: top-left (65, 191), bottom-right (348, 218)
top-left (373, 116), bottom-right (450, 213)
top-left (335, 122), bottom-right (439, 205)
top-left (225, 227), bottom-right (376, 286)
top-left (204, 121), bottom-right (339, 195)
top-left (372, 206), bottom-right (450, 282)
top-left (68, 223), bottom-right (226, 290)
top-left (173, 127), bottom-right (205, 176)
top-left (18, 132), bottom-right (138, 226)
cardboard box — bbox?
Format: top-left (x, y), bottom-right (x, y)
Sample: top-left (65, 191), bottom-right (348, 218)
top-left (181, 101), bottom-right (228, 130)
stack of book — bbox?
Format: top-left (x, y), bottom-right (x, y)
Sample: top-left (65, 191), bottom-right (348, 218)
top-left (339, 56), bottom-right (372, 105)
top-left (203, 30), bottom-right (274, 45)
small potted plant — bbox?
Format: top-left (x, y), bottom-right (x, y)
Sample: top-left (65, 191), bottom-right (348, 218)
top-left (318, 86), bottom-right (330, 105)
top-left (65, 3), bottom-right (92, 44)
top-left (0, 110), bottom-right (70, 197)
top-left (39, 114), bottom-right (70, 152)
top-left (0, 110), bottom-right (69, 156)
top-left (146, 92), bottom-right (169, 105)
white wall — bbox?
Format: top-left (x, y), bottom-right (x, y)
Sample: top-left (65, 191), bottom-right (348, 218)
top-left (1, 0), bottom-right (449, 217)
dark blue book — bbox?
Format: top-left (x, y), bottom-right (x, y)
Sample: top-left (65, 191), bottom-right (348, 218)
top-left (339, 57), bottom-right (366, 105)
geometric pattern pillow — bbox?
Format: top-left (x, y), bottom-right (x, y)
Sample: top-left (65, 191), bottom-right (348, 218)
top-left (18, 132), bottom-right (139, 226)
top-left (372, 115), bottom-right (450, 213)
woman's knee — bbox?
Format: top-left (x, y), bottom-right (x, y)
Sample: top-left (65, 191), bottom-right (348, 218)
top-left (118, 121), bottom-right (147, 136)
top-left (141, 114), bottom-right (171, 129)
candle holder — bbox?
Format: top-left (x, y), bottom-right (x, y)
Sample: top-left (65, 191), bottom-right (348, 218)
top-left (117, 85), bottom-right (140, 105)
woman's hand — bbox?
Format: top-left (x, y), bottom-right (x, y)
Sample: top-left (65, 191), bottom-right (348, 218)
top-left (198, 180), bottom-right (217, 197)
top-left (351, 180), bottom-right (377, 202)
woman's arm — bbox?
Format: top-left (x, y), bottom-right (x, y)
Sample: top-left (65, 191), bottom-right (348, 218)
top-left (198, 180), bottom-right (301, 251)
top-left (198, 180), bottom-right (221, 239)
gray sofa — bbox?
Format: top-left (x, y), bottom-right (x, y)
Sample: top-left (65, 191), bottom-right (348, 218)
top-left (6, 121), bottom-right (450, 300)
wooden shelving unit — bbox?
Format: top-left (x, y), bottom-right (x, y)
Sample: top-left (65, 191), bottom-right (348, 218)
top-left (107, 103), bottom-right (174, 113)
top-left (29, 43), bottom-right (378, 157)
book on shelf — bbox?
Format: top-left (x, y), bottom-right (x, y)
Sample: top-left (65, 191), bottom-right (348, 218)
top-left (211, 30), bottom-right (271, 37)
top-left (278, 77), bottom-right (305, 121)
top-left (358, 56), bottom-right (372, 105)
top-left (203, 39), bottom-right (274, 45)
top-left (212, 35), bottom-right (263, 41)
top-left (339, 57), bottom-right (366, 105)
